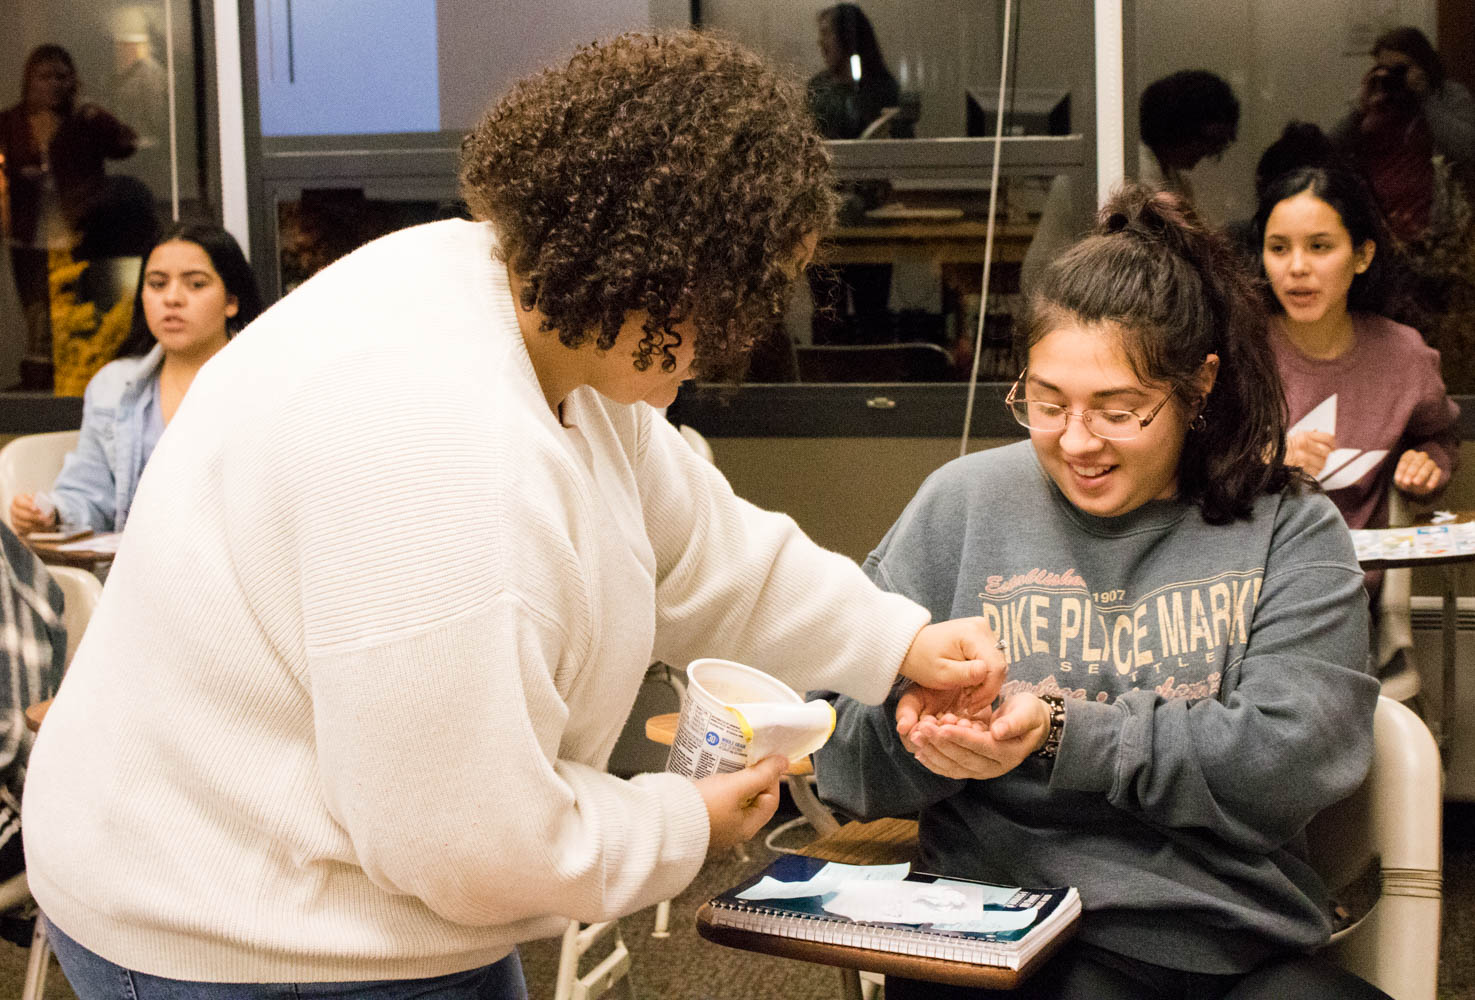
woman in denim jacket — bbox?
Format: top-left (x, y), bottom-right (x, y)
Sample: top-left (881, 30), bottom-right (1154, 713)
top-left (9, 222), bottom-right (262, 534)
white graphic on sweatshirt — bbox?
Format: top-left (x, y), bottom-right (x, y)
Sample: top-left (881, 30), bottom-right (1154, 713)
top-left (1287, 394), bottom-right (1387, 491)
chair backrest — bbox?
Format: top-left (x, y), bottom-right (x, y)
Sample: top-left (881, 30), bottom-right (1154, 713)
top-left (1306, 695), bottom-right (1442, 1000)
top-left (44, 565), bottom-right (103, 668)
top-left (0, 431), bottom-right (79, 531)
top-left (677, 425), bottom-right (715, 465)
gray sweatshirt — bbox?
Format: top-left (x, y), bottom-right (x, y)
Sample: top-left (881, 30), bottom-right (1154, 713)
top-left (815, 441), bottom-right (1380, 974)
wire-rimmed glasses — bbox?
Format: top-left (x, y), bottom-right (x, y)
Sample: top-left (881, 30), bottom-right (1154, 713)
top-left (1004, 371), bottom-right (1176, 441)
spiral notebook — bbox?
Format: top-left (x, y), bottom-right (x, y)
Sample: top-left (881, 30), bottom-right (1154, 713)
top-left (698, 853), bottom-right (1080, 987)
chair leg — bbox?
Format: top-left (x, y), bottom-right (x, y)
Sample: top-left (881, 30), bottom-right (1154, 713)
top-left (21, 916), bottom-right (49, 1000)
top-left (553, 920), bottom-right (580, 1000)
top-left (651, 898), bottom-right (671, 939)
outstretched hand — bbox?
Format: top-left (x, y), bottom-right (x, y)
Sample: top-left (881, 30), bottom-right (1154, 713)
top-left (893, 617), bottom-right (1008, 745)
top-left (902, 692), bottom-right (1049, 781)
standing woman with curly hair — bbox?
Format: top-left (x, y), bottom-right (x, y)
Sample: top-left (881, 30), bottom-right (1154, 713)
top-left (22, 31), bottom-right (1004, 1000)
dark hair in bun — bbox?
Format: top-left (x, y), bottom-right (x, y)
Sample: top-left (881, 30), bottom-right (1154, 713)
top-left (1023, 184), bottom-right (1299, 524)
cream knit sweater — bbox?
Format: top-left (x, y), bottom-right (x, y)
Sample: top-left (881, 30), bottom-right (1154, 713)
top-left (22, 220), bottom-right (929, 982)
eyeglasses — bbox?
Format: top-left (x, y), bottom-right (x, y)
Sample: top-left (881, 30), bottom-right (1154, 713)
top-left (1004, 372), bottom-right (1177, 441)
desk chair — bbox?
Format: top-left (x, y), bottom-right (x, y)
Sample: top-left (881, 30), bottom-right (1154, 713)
top-left (1307, 695), bottom-right (1442, 1000)
top-left (0, 432), bottom-right (79, 533)
top-left (676, 425), bottom-right (713, 465)
top-left (2, 563), bottom-right (104, 1000)
top-left (553, 919), bottom-right (635, 1000)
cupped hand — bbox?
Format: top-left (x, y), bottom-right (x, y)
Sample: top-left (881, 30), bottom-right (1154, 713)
top-left (694, 755), bottom-right (788, 852)
top-left (1394, 449), bottom-right (1443, 495)
top-left (903, 692), bottom-right (1050, 781)
top-left (9, 493), bottom-right (56, 535)
top-left (895, 683), bottom-right (998, 743)
top-left (1284, 430), bottom-right (1335, 477)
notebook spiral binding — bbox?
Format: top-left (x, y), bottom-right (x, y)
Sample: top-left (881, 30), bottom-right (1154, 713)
top-left (709, 899), bottom-right (1011, 967)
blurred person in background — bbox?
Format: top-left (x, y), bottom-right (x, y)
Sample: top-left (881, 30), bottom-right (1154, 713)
top-left (806, 3), bottom-right (904, 141)
top-left (8, 222), bottom-right (261, 537)
top-left (1331, 26), bottom-right (1474, 243)
top-left (1257, 164), bottom-right (1458, 590)
top-left (1137, 70), bottom-right (1240, 213)
top-left (0, 45), bottom-right (138, 387)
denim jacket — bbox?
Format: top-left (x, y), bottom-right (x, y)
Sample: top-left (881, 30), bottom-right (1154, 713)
top-left (43, 346), bottom-right (164, 533)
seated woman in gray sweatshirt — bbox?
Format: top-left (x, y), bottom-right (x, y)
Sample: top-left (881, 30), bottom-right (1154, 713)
top-left (815, 186), bottom-right (1389, 1000)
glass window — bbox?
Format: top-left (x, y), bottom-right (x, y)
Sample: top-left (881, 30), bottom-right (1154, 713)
top-left (273, 189), bottom-right (458, 294)
top-left (690, 0), bottom-right (1095, 408)
top-left (1131, 5), bottom-right (1475, 393)
top-left (1, 0), bottom-right (215, 395)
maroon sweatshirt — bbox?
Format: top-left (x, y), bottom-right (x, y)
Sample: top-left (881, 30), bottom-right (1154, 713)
top-left (1270, 312), bottom-right (1460, 531)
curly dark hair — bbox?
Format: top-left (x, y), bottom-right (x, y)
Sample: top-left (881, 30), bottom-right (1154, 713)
top-left (459, 31), bottom-right (836, 379)
top-left (1024, 185), bottom-right (1302, 524)
top-left (1139, 70), bottom-right (1239, 154)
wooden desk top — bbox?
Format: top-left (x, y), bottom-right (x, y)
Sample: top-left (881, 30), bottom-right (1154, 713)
top-left (801, 816), bottom-right (919, 865)
top-left (25, 698), bottom-right (50, 733)
top-left (26, 532), bottom-right (119, 569)
top-left (644, 712), bottom-right (814, 776)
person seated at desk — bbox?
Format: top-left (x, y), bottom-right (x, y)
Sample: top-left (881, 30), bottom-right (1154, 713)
top-left (20, 32), bottom-right (1006, 999)
top-left (815, 187), bottom-right (1387, 1000)
top-left (1258, 165), bottom-right (1458, 561)
top-left (8, 222), bottom-right (262, 536)
top-left (0, 45), bottom-right (138, 379)
top-left (805, 3), bottom-right (912, 349)
top-left (807, 3), bottom-right (905, 142)
top-left (0, 520), bottom-right (64, 934)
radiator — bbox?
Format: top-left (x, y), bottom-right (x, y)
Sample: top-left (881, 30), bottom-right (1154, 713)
top-left (1410, 596), bottom-right (1475, 800)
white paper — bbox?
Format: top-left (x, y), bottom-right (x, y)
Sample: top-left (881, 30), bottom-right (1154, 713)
top-left (822, 879), bottom-right (985, 924)
top-left (55, 532), bottom-right (122, 554)
top-left (735, 861), bottom-right (910, 901)
top-left (730, 700), bottom-right (835, 763)
top-left (1289, 395), bottom-right (1337, 437)
top-left (1319, 449), bottom-right (1387, 490)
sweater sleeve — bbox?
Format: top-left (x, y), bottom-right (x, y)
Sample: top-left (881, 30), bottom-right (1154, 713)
top-left (47, 370), bottom-right (122, 532)
top-left (814, 466), bottom-right (981, 819)
top-left (1048, 493), bottom-right (1380, 852)
top-left (636, 414), bottom-right (929, 706)
top-left (1399, 341), bottom-right (1460, 483)
top-left (260, 360), bottom-right (712, 928)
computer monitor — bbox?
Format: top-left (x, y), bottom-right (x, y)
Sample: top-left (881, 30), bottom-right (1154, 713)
top-left (965, 88), bottom-right (1071, 137)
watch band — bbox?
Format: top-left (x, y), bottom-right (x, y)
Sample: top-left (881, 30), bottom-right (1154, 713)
top-left (1035, 693), bottom-right (1066, 759)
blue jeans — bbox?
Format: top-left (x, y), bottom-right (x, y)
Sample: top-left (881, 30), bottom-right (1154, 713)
top-left (44, 917), bottom-right (529, 1000)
